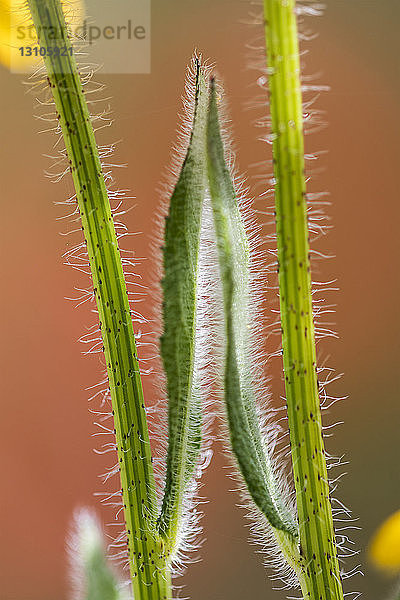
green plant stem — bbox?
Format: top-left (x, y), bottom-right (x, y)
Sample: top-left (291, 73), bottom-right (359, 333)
top-left (158, 62), bottom-right (208, 555)
top-left (207, 76), bottom-right (310, 582)
top-left (27, 1), bottom-right (170, 598)
top-left (263, 1), bottom-right (344, 599)
top-left (207, 78), bottom-right (298, 539)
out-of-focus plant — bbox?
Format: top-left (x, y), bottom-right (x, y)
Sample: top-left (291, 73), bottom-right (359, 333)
top-left (370, 510), bottom-right (400, 574)
top-left (370, 511), bottom-right (400, 600)
top-left (69, 509), bottom-right (130, 600)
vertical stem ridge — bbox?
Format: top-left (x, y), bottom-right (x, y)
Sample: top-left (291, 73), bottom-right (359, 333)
top-left (263, 1), bottom-right (344, 598)
top-left (27, 1), bottom-right (170, 598)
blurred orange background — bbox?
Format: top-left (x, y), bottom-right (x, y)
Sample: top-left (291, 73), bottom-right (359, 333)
top-left (1, 1), bottom-right (400, 599)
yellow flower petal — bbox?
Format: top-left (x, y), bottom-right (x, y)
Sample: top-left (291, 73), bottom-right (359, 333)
top-left (0, 0), bottom-right (84, 72)
top-left (369, 510), bottom-right (400, 574)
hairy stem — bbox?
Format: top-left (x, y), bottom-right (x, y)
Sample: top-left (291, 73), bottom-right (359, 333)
top-left (206, 77), bottom-right (309, 586)
top-left (207, 78), bottom-right (298, 539)
top-left (157, 60), bottom-right (208, 555)
top-left (263, 1), bottom-right (344, 598)
top-left (27, 1), bottom-right (170, 598)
